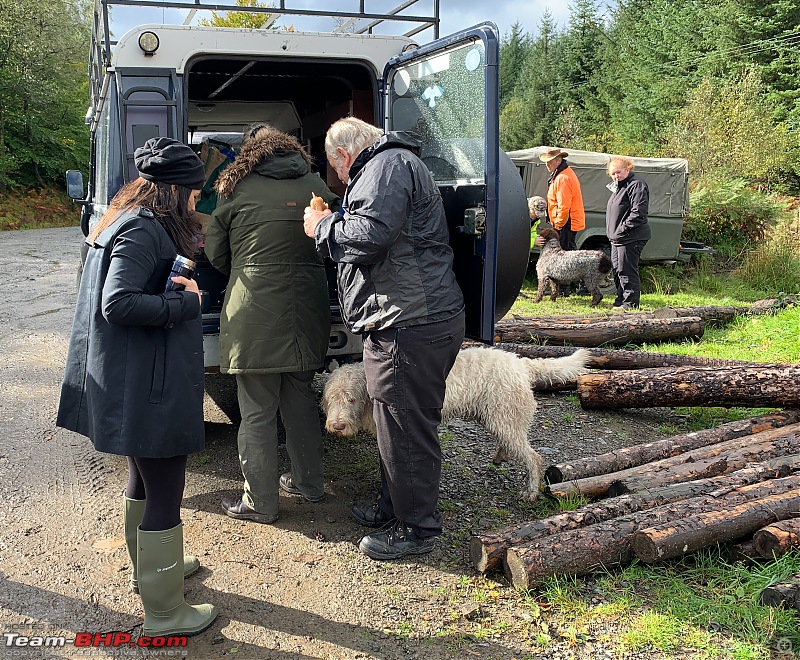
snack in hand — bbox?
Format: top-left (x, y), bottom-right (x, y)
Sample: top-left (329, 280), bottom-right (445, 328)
top-left (310, 194), bottom-right (329, 212)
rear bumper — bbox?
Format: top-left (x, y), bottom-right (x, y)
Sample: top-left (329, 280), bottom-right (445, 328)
top-left (202, 321), bottom-right (363, 373)
top-left (677, 241), bottom-right (715, 261)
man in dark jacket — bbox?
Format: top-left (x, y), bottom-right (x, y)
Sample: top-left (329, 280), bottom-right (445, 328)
top-left (206, 124), bottom-right (339, 524)
top-left (606, 155), bottom-right (651, 310)
top-left (303, 117), bottom-right (465, 561)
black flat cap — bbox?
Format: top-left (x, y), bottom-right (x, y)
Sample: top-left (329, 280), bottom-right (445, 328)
top-left (134, 137), bottom-right (205, 190)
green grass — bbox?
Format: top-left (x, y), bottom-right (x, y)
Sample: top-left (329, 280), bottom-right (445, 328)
top-left (520, 550), bottom-right (800, 658)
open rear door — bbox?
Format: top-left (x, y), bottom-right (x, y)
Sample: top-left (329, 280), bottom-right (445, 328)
top-left (383, 23), bottom-right (501, 343)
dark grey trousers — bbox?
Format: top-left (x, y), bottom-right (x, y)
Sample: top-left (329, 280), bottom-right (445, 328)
top-left (362, 312), bottom-right (465, 538)
top-left (236, 371), bottom-right (325, 515)
top-left (611, 241), bottom-right (647, 306)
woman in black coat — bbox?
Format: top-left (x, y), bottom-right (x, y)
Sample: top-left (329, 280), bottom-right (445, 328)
top-left (605, 155), bottom-right (651, 310)
top-left (57, 137), bottom-right (217, 637)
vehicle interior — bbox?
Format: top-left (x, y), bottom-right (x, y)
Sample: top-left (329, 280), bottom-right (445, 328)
top-left (185, 57), bottom-right (378, 199)
top-left (180, 42), bottom-right (530, 343)
top-left (182, 57), bottom-right (378, 346)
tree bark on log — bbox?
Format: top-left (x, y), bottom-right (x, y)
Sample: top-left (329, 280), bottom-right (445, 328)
top-left (495, 342), bottom-right (769, 371)
top-left (504, 475), bottom-right (800, 588)
top-left (502, 304), bottom-right (742, 327)
top-left (608, 430), bottom-right (800, 496)
top-left (578, 365), bottom-right (800, 410)
top-left (547, 424), bottom-right (800, 499)
top-left (650, 305), bottom-right (742, 326)
top-left (753, 518), bottom-right (800, 559)
top-left (760, 575), bottom-right (800, 609)
top-left (471, 455), bottom-right (800, 572)
top-left (493, 317), bottom-right (704, 347)
top-left (631, 490), bottom-right (800, 563)
top-left (545, 410), bottom-right (800, 484)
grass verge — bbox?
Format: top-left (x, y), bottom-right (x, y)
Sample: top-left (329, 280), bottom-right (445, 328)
top-left (0, 188), bottom-right (80, 231)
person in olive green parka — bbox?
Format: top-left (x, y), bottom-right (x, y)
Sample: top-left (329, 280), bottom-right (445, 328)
top-left (205, 123), bottom-right (339, 523)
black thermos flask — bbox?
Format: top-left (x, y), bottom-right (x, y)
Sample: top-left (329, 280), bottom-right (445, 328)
top-left (164, 255), bottom-right (196, 292)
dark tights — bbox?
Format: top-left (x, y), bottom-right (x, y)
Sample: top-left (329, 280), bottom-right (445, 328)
top-left (125, 455), bottom-right (188, 531)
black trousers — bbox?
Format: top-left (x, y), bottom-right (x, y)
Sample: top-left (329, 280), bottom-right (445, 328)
top-left (362, 311), bottom-right (465, 538)
top-left (557, 225), bottom-right (577, 251)
top-left (611, 241), bottom-right (647, 307)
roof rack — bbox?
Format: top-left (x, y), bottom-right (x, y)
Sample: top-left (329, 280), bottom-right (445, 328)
top-left (89, 0), bottom-right (439, 117)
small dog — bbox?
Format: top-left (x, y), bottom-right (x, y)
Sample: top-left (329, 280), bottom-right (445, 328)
top-left (534, 228), bottom-right (612, 307)
top-left (322, 346), bottom-right (589, 501)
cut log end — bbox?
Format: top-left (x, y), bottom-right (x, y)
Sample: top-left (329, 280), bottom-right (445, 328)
top-left (504, 548), bottom-right (531, 590)
top-left (545, 465), bottom-right (566, 484)
top-left (753, 519), bottom-right (800, 559)
top-left (630, 530), bottom-right (661, 563)
top-left (469, 536), bottom-right (490, 573)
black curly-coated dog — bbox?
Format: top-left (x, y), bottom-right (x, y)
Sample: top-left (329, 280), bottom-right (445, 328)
top-left (534, 228), bottom-right (612, 307)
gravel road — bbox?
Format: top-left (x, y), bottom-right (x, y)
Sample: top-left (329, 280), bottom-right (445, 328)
top-left (0, 227), bottom-right (694, 660)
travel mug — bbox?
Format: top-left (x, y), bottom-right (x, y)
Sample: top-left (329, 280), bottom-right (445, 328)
top-left (164, 255), bottom-right (196, 292)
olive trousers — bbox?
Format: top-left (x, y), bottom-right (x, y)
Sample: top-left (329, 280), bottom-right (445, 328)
top-left (235, 371), bottom-right (325, 515)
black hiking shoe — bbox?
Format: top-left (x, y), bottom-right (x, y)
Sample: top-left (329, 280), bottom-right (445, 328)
top-left (358, 520), bottom-right (435, 560)
top-left (350, 502), bottom-right (396, 528)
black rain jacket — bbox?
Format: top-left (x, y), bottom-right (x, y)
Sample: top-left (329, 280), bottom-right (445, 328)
top-left (313, 132), bottom-right (464, 334)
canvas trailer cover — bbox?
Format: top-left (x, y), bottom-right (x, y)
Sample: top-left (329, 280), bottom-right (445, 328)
top-left (506, 146), bottom-right (689, 218)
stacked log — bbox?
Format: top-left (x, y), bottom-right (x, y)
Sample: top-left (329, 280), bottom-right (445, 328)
top-left (471, 456), bottom-right (800, 573)
top-left (495, 342), bottom-right (767, 370)
top-left (470, 411), bottom-right (800, 589)
top-left (494, 315), bottom-right (704, 347)
top-left (629, 490), bottom-right (800, 563)
top-left (497, 299), bottom-right (792, 340)
top-left (503, 476), bottom-right (800, 589)
top-left (577, 365), bottom-right (800, 410)
top-left (752, 519), bottom-right (800, 559)
top-left (548, 423), bottom-right (800, 499)
top-left (761, 574), bottom-right (800, 610)
top-left (545, 410), bottom-right (800, 484)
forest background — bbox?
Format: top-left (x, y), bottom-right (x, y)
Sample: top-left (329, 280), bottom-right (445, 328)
top-left (1, 0), bottom-right (800, 257)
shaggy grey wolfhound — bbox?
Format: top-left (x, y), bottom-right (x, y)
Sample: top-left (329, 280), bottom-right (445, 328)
top-left (322, 346), bottom-right (589, 500)
top-left (534, 227), bottom-right (613, 307)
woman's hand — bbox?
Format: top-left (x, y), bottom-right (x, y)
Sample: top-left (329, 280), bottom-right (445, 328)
top-left (171, 276), bottom-right (201, 300)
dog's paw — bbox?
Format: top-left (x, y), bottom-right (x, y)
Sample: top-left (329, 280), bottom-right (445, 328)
top-left (521, 489), bottom-right (540, 502)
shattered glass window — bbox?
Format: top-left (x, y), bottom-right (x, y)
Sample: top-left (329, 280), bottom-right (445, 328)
top-left (389, 40), bottom-right (486, 183)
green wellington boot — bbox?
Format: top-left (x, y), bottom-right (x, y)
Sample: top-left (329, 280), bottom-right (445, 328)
top-left (137, 524), bottom-right (218, 636)
top-left (123, 495), bottom-right (200, 594)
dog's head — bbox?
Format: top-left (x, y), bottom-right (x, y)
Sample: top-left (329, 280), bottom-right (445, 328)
top-left (538, 227), bottom-right (560, 243)
top-left (321, 363), bottom-right (375, 438)
top-left (528, 196), bottom-right (547, 220)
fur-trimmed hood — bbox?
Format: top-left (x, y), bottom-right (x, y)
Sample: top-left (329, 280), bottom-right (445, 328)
top-left (214, 129), bottom-right (314, 198)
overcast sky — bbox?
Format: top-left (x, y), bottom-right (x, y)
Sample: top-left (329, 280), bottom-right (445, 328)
top-left (109, 0), bottom-right (572, 43)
